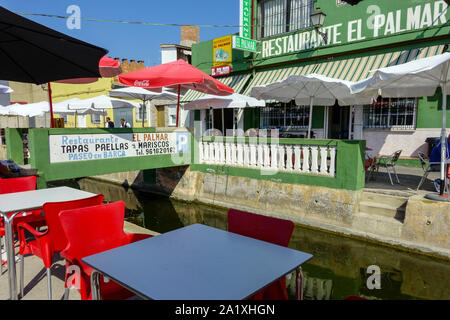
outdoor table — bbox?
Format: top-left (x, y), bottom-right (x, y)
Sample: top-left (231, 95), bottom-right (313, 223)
top-left (83, 223), bottom-right (313, 300)
top-left (0, 186), bottom-right (97, 300)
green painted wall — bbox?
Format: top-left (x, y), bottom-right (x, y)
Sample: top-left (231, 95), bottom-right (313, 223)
top-left (28, 128), bottom-right (192, 188)
top-left (417, 87), bottom-right (450, 128)
top-left (192, 137), bottom-right (366, 191)
top-left (192, 36), bottom-right (252, 74)
top-left (5, 128), bottom-right (25, 165)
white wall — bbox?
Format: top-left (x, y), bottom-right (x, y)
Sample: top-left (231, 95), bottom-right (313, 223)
top-left (363, 128), bottom-right (446, 158)
top-left (161, 47), bottom-right (178, 64)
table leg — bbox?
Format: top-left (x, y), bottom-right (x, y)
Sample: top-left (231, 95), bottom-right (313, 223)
top-left (295, 267), bottom-right (304, 300)
top-left (90, 270), bottom-right (101, 300)
top-left (2, 211), bottom-right (20, 300)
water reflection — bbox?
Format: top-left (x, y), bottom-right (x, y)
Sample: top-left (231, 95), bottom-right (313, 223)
top-left (52, 178), bottom-right (450, 300)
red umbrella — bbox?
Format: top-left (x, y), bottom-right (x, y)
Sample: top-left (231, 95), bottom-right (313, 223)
top-left (118, 59), bottom-right (234, 127)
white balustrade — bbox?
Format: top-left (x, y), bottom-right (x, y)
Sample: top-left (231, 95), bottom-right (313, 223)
top-left (311, 146), bottom-right (319, 174)
top-left (320, 146), bottom-right (328, 175)
top-left (237, 143), bottom-right (244, 166)
top-left (243, 144), bottom-right (250, 167)
top-left (250, 144), bottom-right (257, 167)
top-left (231, 143), bottom-right (237, 165)
top-left (329, 147), bottom-right (336, 177)
top-left (294, 145), bottom-right (301, 171)
top-left (302, 146), bottom-right (310, 173)
top-left (225, 143), bottom-right (232, 165)
top-left (199, 140), bottom-right (337, 177)
top-left (199, 141), bottom-right (204, 164)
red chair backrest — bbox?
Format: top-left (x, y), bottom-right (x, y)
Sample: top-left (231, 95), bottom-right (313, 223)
top-left (227, 209), bottom-right (294, 247)
top-left (59, 201), bottom-right (129, 262)
top-left (42, 194), bottom-right (104, 252)
top-left (0, 176), bottom-right (36, 194)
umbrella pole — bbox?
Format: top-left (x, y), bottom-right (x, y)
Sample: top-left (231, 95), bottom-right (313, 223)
top-left (439, 66), bottom-right (448, 195)
top-left (176, 85), bottom-right (181, 128)
top-left (222, 108), bottom-right (225, 135)
top-left (142, 100), bottom-right (145, 128)
top-left (47, 82), bottom-right (55, 128)
top-left (308, 97), bottom-right (314, 139)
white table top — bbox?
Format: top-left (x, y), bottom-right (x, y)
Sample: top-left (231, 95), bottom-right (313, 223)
top-left (0, 186), bottom-right (97, 213)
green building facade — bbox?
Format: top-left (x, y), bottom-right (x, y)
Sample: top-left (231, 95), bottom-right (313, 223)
top-left (184, 0), bottom-right (450, 159)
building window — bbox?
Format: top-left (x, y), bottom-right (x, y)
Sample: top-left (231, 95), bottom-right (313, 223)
top-left (168, 105), bottom-right (177, 127)
top-left (261, 101), bottom-right (310, 129)
top-left (62, 114), bottom-right (68, 123)
top-left (91, 114), bottom-right (101, 124)
top-left (363, 98), bottom-right (417, 130)
top-left (136, 103), bottom-right (148, 121)
top-left (258, 0), bottom-right (314, 39)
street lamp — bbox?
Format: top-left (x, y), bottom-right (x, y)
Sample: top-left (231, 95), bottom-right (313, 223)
top-left (310, 7), bottom-right (327, 43)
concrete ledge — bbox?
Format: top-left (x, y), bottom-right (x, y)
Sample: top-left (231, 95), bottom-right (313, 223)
top-left (171, 170), bottom-right (450, 260)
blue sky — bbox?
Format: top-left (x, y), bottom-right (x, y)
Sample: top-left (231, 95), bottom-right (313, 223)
top-left (2, 0), bottom-right (240, 66)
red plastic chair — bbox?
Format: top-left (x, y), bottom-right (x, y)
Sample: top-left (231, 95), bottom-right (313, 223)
top-left (17, 194), bottom-right (104, 300)
top-left (59, 201), bottom-right (152, 300)
top-left (0, 176), bottom-right (45, 273)
top-left (227, 209), bottom-right (294, 300)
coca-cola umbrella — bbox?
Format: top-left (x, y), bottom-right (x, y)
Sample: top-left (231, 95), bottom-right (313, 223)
top-left (0, 6), bottom-right (108, 127)
top-left (118, 59), bottom-right (234, 127)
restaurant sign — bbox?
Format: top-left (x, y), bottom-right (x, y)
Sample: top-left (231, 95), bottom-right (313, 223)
top-left (239, 0), bottom-right (252, 39)
top-left (213, 35), bottom-right (232, 68)
top-left (232, 35), bottom-right (258, 53)
top-left (211, 65), bottom-right (232, 76)
top-left (260, 0), bottom-right (449, 59)
top-left (49, 132), bottom-right (190, 163)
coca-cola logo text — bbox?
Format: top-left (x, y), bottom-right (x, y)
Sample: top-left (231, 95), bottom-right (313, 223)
top-left (134, 80), bottom-right (150, 87)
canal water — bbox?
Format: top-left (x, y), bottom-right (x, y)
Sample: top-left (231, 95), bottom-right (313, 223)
top-left (52, 178), bottom-right (450, 300)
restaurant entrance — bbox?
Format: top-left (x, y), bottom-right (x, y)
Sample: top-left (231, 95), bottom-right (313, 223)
top-left (328, 104), bottom-right (351, 140)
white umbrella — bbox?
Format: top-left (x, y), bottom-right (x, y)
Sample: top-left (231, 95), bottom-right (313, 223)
top-left (109, 87), bottom-right (178, 127)
top-left (351, 52), bottom-right (450, 196)
top-left (8, 101), bottom-right (49, 117)
top-left (250, 73), bottom-right (372, 138)
top-left (67, 95), bottom-right (140, 110)
top-left (183, 93), bottom-right (265, 110)
top-left (0, 84), bottom-right (13, 94)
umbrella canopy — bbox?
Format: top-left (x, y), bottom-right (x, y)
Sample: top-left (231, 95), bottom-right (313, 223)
top-left (184, 93), bottom-right (266, 110)
top-left (0, 6), bottom-right (108, 84)
top-left (55, 56), bottom-right (122, 84)
top-left (0, 6), bottom-right (108, 128)
top-left (351, 52), bottom-right (450, 196)
top-left (2, 98), bottom-right (81, 117)
top-left (0, 84), bottom-right (13, 94)
top-left (118, 59), bottom-right (234, 95)
top-left (109, 86), bottom-right (178, 101)
top-left (250, 73), bottom-right (372, 138)
top-left (118, 59), bottom-right (234, 127)
top-left (67, 95), bottom-right (140, 111)
top-left (109, 87), bottom-right (178, 127)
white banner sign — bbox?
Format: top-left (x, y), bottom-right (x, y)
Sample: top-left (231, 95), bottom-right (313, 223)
top-left (49, 132), bottom-right (190, 163)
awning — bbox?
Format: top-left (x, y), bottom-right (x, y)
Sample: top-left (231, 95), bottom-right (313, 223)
top-left (182, 73), bottom-right (251, 102)
top-left (243, 44), bottom-right (446, 96)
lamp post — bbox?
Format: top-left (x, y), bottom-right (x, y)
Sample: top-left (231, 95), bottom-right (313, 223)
top-left (310, 7), bottom-right (327, 44)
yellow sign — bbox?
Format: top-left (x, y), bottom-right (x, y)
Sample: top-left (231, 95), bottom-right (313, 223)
top-left (213, 35), bottom-right (232, 68)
